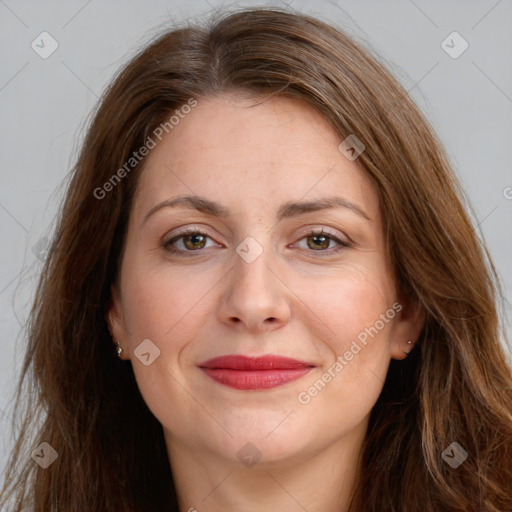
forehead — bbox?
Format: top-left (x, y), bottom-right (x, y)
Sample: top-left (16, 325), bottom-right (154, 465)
top-left (132, 94), bottom-right (379, 223)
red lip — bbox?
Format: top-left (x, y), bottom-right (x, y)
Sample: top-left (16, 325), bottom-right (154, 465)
top-left (198, 355), bottom-right (314, 390)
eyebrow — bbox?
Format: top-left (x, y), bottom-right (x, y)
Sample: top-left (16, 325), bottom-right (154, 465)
top-left (143, 194), bottom-right (372, 224)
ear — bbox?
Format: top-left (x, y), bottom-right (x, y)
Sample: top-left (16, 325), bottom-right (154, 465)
top-left (389, 293), bottom-right (426, 360)
top-left (105, 284), bottom-right (129, 359)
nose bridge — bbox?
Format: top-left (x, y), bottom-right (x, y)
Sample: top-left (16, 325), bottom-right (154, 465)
top-left (232, 234), bottom-right (275, 297)
top-left (218, 233), bottom-right (290, 331)
top-left (236, 234), bottom-right (267, 266)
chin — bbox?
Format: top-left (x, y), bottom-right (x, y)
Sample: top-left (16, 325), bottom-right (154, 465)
top-left (200, 415), bottom-right (324, 468)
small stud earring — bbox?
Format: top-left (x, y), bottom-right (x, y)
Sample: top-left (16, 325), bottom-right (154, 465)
top-left (115, 341), bottom-right (123, 358)
top-left (403, 340), bottom-right (413, 355)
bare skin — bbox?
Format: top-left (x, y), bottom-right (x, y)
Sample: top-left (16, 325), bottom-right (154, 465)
top-left (108, 93), bottom-right (425, 512)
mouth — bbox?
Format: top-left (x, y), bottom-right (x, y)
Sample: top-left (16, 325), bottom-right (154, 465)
top-left (197, 355), bottom-right (315, 390)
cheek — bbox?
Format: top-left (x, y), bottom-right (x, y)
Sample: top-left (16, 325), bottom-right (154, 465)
top-left (119, 260), bottom-right (218, 415)
top-left (327, 277), bottom-right (395, 353)
top-left (293, 268), bottom-right (396, 425)
top-left (293, 260), bottom-right (396, 357)
top-left (121, 266), bottom-right (205, 430)
top-left (120, 261), bottom-right (208, 346)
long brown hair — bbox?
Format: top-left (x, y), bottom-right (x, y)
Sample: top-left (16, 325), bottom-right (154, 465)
top-left (2, 7), bottom-right (511, 511)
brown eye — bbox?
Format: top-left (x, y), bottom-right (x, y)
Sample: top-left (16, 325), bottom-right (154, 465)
top-left (182, 233), bottom-right (207, 250)
top-left (164, 229), bottom-right (217, 255)
top-left (295, 228), bottom-right (352, 256)
top-left (306, 234), bottom-right (331, 250)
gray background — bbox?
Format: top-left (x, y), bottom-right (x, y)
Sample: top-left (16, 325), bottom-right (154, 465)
top-left (1, 0), bottom-right (511, 477)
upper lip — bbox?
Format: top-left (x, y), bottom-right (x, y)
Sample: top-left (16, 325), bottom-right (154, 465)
top-left (198, 355), bottom-right (315, 370)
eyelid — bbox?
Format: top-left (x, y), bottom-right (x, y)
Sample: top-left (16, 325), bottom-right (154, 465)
top-left (295, 225), bottom-right (350, 243)
top-left (163, 224), bottom-right (219, 242)
top-left (163, 225), bottom-right (222, 250)
top-left (290, 227), bottom-right (352, 255)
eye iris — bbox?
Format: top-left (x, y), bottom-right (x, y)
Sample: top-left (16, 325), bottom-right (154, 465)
top-left (307, 234), bottom-right (330, 250)
top-left (184, 233), bottom-right (206, 250)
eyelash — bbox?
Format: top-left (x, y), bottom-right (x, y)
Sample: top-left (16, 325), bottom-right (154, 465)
top-left (162, 227), bottom-right (352, 257)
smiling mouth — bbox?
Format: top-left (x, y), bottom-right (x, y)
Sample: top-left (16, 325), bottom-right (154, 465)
top-left (197, 354), bottom-right (315, 390)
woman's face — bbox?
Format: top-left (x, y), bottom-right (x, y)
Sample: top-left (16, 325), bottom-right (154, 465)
top-left (108, 93), bottom-right (424, 467)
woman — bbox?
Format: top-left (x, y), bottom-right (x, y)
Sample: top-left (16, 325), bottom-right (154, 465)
top-left (2, 7), bottom-right (511, 511)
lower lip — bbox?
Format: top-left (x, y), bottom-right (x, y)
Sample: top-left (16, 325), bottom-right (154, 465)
top-left (200, 368), bottom-right (313, 390)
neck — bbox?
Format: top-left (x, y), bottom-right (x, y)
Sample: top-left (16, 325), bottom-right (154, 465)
top-left (164, 417), bottom-right (368, 512)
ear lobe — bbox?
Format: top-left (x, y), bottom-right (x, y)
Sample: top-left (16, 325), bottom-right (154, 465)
top-left (390, 294), bottom-right (426, 360)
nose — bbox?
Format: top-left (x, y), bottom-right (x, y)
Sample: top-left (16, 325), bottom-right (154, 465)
top-left (217, 238), bottom-right (291, 333)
